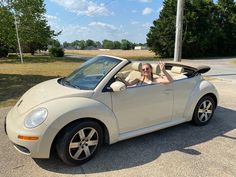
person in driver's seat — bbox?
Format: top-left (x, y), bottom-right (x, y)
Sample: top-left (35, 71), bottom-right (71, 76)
top-left (125, 62), bottom-right (173, 86)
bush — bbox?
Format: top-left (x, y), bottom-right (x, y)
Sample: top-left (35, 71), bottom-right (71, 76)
top-left (0, 47), bottom-right (8, 58)
top-left (49, 47), bottom-right (64, 57)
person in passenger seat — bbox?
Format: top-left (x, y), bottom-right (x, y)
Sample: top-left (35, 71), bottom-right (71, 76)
top-left (124, 62), bottom-right (173, 86)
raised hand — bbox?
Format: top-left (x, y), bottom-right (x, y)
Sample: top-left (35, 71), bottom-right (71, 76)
top-left (159, 61), bottom-right (166, 72)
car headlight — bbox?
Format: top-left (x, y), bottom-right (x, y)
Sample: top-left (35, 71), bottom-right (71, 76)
top-left (24, 108), bottom-right (48, 128)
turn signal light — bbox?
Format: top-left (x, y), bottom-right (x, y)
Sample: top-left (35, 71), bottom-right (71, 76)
top-left (18, 135), bottom-right (39, 140)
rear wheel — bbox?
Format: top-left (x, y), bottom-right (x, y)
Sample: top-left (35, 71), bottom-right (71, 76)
top-left (192, 96), bottom-right (216, 126)
top-left (56, 120), bottom-right (103, 165)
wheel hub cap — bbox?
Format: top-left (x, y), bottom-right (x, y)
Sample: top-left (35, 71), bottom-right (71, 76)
top-left (198, 100), bottom-right (213, 122)
top-left (69, 127), bottom-right (99, 161)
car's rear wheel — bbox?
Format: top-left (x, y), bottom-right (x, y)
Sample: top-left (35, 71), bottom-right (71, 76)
top-left (56, 120), bottom-right (103, 165)
top-left (192, 95), bottom-right (216, 126)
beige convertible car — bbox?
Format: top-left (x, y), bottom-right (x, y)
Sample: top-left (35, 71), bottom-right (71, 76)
top-left (5, 55), bottom-right (218, 165)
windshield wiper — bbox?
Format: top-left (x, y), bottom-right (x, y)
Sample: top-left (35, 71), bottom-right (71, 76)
top-left (63, 78), bottom-right (80, 89)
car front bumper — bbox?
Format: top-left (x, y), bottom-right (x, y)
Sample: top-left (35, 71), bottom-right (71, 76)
top-left (5, 108), bottom-right (52, 158)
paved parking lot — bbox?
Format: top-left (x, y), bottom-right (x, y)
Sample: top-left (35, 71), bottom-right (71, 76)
top-left (0, 59), bottom-right (236, 177)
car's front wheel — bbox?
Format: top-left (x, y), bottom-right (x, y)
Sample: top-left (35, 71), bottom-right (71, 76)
top-left (56, 120), bottom-right (103, 165)
top-left (192, 95), bottom-right (216, 126)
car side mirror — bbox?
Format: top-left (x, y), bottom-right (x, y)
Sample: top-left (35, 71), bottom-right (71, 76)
top-left (110, 81), bottom-right (126, 92)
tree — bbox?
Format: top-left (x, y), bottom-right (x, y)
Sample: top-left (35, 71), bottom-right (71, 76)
top-left (79, 40), bottom-right (86, 49)
top-left (182, 0), bottom-right (220, 57)
top-left (216, 0), bottom-right (236, 56)
top-left (121, 39), bottom-right (133, 50)
top-left (95, 41), bottom-right (102, 48)
top-left (147, 0), bottom-right (236, 58)
top-left (63, 41), bottom-right (69, 48)
top-left (147, 0), bottom-right (177, 57)
top-left (0, 4), bottom-right (16, 57)
top-left (48, 39), bottom-right (61, 48)
top-left (2, 0), bottom-right (58, 55)
top-left (86, 39), bottom-right (95, 47)
top-left (102, 39), bottom-right (114, 49)
top-left (113, 41), bottom-right (121, 49)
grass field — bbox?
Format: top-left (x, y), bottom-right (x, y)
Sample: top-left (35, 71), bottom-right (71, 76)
top-left (65, 49), bottom-right (158, 60)
top-left (0, 55), bottom-right (83, 107)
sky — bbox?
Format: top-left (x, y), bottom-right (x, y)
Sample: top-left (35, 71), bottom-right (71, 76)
top-left (44, 0), bottom-right (164, 44)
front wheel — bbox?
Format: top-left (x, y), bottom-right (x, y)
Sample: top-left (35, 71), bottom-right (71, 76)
top-left (192, 96), bottom-right (216, 126)
top-left (56, 120), bottom-right (103, 165)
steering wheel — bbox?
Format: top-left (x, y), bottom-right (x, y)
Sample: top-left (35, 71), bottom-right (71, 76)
top-left (114, 74), bottom-right (126, 85)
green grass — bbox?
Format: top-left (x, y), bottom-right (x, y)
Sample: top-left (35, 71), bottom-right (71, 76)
top-left (0, 54), bottom-right (84, 107)
top-left (1, 54), bottom-right (84, 64)
top-left (0, 74), bottom-right (56, 107)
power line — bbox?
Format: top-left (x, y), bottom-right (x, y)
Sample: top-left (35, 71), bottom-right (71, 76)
top-left (63, 0), bottom-right (117, 25)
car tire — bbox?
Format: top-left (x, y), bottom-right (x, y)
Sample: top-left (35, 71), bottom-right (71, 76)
top-left (56, 120), bottom-right (103, 165)
top-left (192, 95), bottom-right (216, 126)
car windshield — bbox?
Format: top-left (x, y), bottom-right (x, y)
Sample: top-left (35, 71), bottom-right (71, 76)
top-left (63, 56), bottom-right (121, 90)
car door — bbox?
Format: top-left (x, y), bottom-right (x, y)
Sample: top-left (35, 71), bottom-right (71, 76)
top-left (111, 83), bottom-right (174, 134)
top-left (171, 77), bottom-right (197, 120)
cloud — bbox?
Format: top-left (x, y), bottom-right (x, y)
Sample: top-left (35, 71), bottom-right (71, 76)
top-left (45, 14), bottom-right (58, 21)
top-left (58, 24), bottom-right (92, 42)
top-left (88, 22), bottom-right (117, 31)
top-left (63, 25), bottom-right (90, 33)
top-left (142, 7), bottom-right (153, 15)
top-left (50, 0), bottom-right (111, 16)
top-left (45, 14), bottom-right (62, 32)
top-left (46, 16), bottom-right (128, 42)
top-left (139, 0), bottom-right (152, 3)
top-left (87, 22), bottom-right (127, 41)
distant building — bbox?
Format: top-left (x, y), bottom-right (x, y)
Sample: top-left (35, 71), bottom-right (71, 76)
top-left (99, 49), bottom-right (111, 51)
top-left (64, 46), bottom-right (81, 50)
top-left (134, 46), bottom-right (147, 50)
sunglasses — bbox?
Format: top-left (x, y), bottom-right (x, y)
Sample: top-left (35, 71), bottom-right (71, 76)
top-left (142, 67), bottom-right (150, 71)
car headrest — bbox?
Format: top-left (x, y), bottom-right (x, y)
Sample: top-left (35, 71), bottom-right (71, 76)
top-left (151, 64), bottom-right (161, 74)
top-left (171, 66), bottom-right (184, 74)
top-left (131, 62), bottom-right (142, 71)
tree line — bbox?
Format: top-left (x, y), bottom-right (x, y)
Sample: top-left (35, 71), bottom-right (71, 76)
top-left (63, 39), bottom-right (146, 50)
top-left (147, 0), bottom-right (236, 58)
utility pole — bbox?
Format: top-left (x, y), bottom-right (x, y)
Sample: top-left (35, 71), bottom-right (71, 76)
top-left (14, 14), bottom-right (24, 63)
top-left (174, 0), bottom-right (184, 62)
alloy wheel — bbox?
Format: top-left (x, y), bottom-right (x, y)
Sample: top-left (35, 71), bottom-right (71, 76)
top-left (197, 100), bottom-right (213, 123)
top-left (69, 127), bottom-right (99, 160)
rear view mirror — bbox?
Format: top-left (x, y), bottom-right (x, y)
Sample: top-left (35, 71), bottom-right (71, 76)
top-left (110, 81), bottom-right (126, 92)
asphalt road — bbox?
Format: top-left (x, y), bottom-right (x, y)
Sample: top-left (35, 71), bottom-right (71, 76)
top-left (0, 59), bottom-right (236, 177)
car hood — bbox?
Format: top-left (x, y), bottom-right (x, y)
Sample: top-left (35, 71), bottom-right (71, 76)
top-left (16, 78), bottom-right (94, 114)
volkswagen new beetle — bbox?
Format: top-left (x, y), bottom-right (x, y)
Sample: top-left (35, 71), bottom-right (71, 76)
top-left (5, 55), bottom-right (218, 165)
